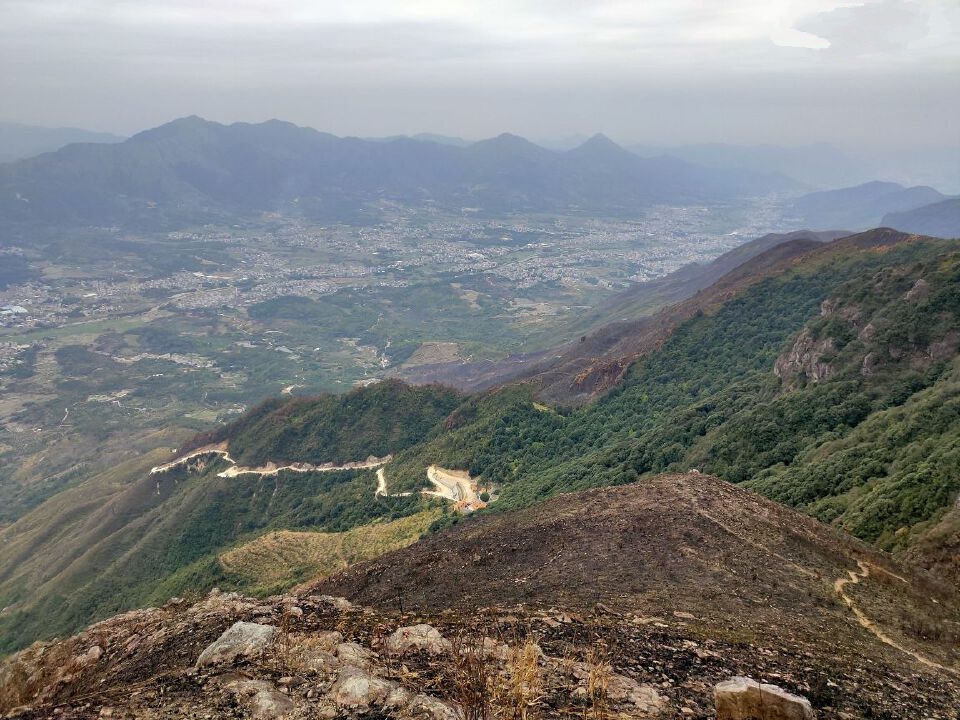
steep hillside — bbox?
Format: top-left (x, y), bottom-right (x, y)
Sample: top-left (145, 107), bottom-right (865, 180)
top-left (398, 229), bottom-right (848, 393)
top-left (884, 197), bottom-right (960, 238)
top-left (787, 181), bottom-right (947, 230)
top-left (316, 474), bottom-right (960, 674)
top-left (0, 382), bottom-right (457, 653)
top-left (0, 117), bottom-right (798, 229)
top-left (381, 230), bottom-right (960, 572)
top-left (1, 477), bottom-right (957, 720)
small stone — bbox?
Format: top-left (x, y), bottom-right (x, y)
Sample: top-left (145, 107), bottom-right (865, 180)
top-left (331, 666), bottom-right (396, 707)
top-left (383, 625), bottom-right (452, 656)
top-left (307, 595), bottom-right (353, 611)
top-left (405, 694), bottom-right (464, 720)
top-left (336, 642), bottom-right (375, 669)
top-left (250, 687), bottom-right (295, 719)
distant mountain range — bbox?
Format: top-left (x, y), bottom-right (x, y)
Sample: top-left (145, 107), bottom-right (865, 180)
top-left (630, 141), bottom-right (859, 189)
top-left (630, 141), bottom-right (960, 194)
top-left (883, 197), bottom-right (960, 239)
top-left (785, 181), bottom-right (952, 231)
top-left (0, 116), bottom-right (800, 228)
top-left (0, 122), bottom-right (124, 164)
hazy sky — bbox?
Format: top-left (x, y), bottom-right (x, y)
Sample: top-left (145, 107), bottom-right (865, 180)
top-left (1, 0), bottom-right (958, 147)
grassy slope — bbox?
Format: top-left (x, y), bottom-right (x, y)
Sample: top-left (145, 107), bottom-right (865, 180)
top-left (216, 509), bottom-right (441, 595)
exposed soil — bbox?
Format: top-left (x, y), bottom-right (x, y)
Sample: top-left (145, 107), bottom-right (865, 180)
top-left (150, 444), bottom-right (391, 480)
top-left (424, 465), bottom-right (478, 504)
top-left (314, 474), bottom-right (960, 678)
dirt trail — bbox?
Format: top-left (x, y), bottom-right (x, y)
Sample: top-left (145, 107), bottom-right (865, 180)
top-left (150, 444), bottom-right (390, 479)
top-left (375, 467), bottom-right (413, 498)
top-left (218, 455), bottom-right (390, 478)
top-left (834, 560), bottom-right (957, 676)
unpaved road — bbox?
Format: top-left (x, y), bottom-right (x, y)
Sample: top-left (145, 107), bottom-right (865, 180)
top-left (149, 443), bottom-right (234, 475)
top-left (151, 444), bottom-right (390, 479)
top-left (834, 560), bottom-right (957, 676)
top-left (375, 467), bottom-right (413, 498)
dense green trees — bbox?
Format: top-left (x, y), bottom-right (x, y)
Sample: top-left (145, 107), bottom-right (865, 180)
top-left (186, 379), bottom-right (462, 465)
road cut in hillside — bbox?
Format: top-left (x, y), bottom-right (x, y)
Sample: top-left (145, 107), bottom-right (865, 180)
top-left (149, 443), bottom-right (234, 474)
top-left (218, 455), bottom-right (391, 478)
top-left (375, 467), bottom-right (414, 498)
top-left (150, 443), bottom-right (390, 479)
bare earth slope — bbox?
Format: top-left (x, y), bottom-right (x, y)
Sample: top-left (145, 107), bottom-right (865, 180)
top-left (315, 474), bottom-right (960, 677)
top-left (1, 475), bottom-right (957, 719)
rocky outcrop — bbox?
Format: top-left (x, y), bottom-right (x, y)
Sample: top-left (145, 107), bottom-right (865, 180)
top-left (714, 676), bottom-right (815, 719)
top-left (774, 328), bottom-right (834, 386)
top-left (196, 621), bottom-right (277, 666)
top-left (904, 278), bottom-right (931, 302)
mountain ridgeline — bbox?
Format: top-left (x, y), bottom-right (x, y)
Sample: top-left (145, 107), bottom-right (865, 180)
top-left (0, 117), bottom-right (798, 228)
top-left (1, 228), bottom-right (959, 664)
top-left (786, 181), bottom-right (951, 231)
top-left (184, 380), bottom-right (463, 467)
top-left (883, 197), bottom-right (960, 239)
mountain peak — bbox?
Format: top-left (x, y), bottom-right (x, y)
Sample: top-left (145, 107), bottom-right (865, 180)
top-left (483, 132), bottom-right (538, 147)
top-left (129, 115), bottom-right (218, 142)
top-left (568, 132), bottom-right (631, 159)
top-left (582, 132), bottom-right (620, 149)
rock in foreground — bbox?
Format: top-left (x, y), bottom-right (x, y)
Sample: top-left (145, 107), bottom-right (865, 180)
top-left (196, 620), bottom-right (277, 666)
top-left (715, 676), bottom-right (815, 720)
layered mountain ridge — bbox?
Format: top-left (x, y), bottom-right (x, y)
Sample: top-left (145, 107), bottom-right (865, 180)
top-left (0, 118), bottom-right (798, 228)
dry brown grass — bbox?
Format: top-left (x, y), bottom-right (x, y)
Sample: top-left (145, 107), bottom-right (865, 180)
top-left (496, 640), bottom-right (543, 720)
top-left (219, 509), bottom-right (440, 593)
top-left (450, 632), bottom-right (494, 720)
top-left (583, 646), bottom-right (611, 720)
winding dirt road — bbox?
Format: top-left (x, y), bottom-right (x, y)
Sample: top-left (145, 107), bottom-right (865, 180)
top-left (150, 444), bottom-right (390, 479)
top-left (375, 467), bottom-right (413, 498)
top-left (834, 560), bottom-right (957, 676)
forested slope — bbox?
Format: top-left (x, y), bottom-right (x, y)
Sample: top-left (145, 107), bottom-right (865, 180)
top-left (385, 230), bottom-right (960, 572)
top-left (3, 229), bottom-right (958, 655)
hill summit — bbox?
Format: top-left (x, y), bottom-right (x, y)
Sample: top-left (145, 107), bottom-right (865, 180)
top-left (1, 475), bottom-right (956, 719)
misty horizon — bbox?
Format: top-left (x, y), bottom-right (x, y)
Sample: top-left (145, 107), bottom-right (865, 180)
top-left (1, 0), bottom-right (957, 150)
